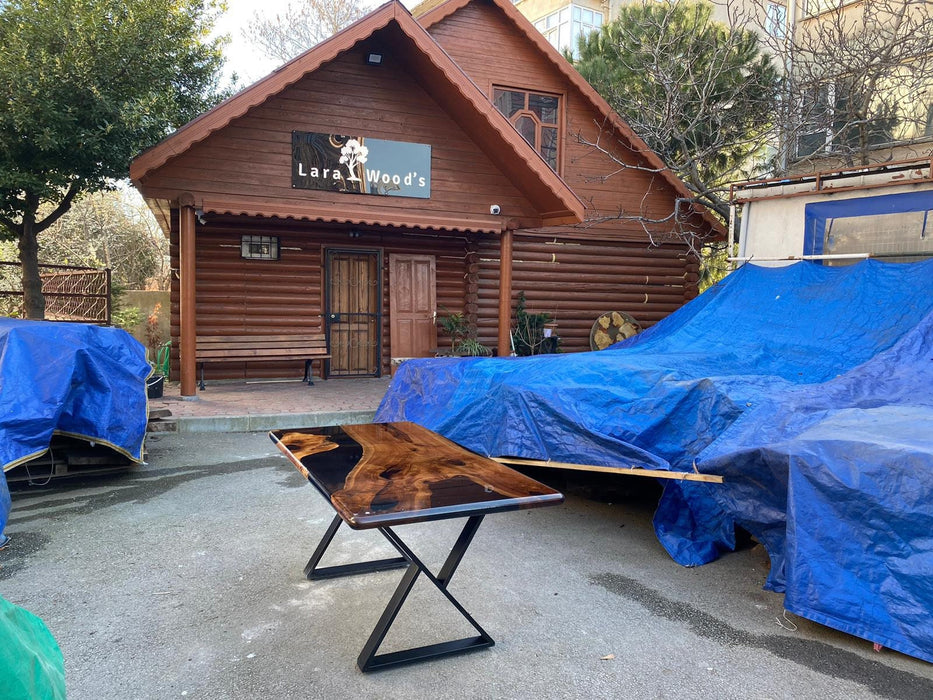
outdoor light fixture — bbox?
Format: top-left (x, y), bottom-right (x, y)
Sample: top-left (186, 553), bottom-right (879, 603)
top-left (365, 52), bottom-right (383, 66)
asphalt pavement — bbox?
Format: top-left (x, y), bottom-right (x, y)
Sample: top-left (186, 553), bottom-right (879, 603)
top-left (2, 431), bottom-right (931, 699)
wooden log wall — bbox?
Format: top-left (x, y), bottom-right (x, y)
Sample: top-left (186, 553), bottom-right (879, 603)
top-left (168, 215), bottom-right (473, 379)
top-left (166, 217), bottom-right (697, 379)
top-left (472, 231), bottom-right (699, 352)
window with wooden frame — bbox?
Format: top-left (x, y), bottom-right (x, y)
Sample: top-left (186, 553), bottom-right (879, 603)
top-left (493, 87), bottom-right (561, 171)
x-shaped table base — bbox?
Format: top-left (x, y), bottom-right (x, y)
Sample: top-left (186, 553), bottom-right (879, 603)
top-left (305, 513), bottom-right (495, 672)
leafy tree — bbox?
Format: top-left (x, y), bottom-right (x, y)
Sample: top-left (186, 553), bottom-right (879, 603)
top-left (37, 189), bottom-right (167, 291)
top-left (0, 0), bottom-right (229, 318)
top-left (243, 0), bottom-right (372, 65)
top-left (571, 0), bottom-right (781, 221)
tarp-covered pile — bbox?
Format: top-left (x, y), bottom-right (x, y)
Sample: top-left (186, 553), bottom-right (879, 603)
top-left (376, 259), bottom-right (933, 662)
top-left (0, 319), bottom-right (151, 535)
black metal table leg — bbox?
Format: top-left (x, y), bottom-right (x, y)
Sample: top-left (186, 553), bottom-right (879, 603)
top-left (357, 515), bottom-right (494, 672)
top-left (304, 514), bottom-right (408, 580)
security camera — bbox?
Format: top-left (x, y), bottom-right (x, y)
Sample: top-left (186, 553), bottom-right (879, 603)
top-left (489, 204), bottom-right (501, 215)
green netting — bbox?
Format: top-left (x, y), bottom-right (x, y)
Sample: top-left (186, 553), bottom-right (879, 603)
top-left (0, 596), bottom-right (66, 699)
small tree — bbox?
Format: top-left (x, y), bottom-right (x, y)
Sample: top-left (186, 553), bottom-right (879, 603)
top-left (512, 292), bottom-right (555, 356)
top-left (243, 0), bottom-right (372, 64)
top-left (0, 0), bottom-right (229, 318)
top-left (437, 307), bottom-right (492, 356)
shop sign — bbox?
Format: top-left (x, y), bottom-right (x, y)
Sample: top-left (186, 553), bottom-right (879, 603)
top-left (292, 132), bottom-right (431, 199)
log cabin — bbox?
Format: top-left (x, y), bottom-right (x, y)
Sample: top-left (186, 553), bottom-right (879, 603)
top-left (130, 0), bottom-right (723, 396)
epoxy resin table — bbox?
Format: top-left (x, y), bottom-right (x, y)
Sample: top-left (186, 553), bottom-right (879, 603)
top-left (270, 421), bottom-right (564, 671)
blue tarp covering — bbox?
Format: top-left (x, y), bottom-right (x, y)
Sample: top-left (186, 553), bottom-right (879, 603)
top-left (0, 319), bottom-right (151, 534)
top-left (376, 259), bottom-right (933, 661)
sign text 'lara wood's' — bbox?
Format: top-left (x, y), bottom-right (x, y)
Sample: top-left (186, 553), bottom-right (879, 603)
top-left (292, 132), bottom-right (431, 198)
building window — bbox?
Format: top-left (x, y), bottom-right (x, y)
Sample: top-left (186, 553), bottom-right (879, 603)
top-left (796, 81), bottom-right (897, 158)
top-left (493, 87), bottom-right (561, 170)
top-left (804, 0), bottom-right (858, 17)
top-left (533, 4), bottom-right (603, 58)
top-left (925, 103), bottom-right (933, 137)
top-left (796, 83), bottom-right (834, 157)
top-left (241, 235), bottom-right (280, 260)
top-left (765, 1), bottom-right (786, 39)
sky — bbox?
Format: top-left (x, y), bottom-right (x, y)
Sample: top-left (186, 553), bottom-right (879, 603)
top-left (213, 0), bottom-right (294, 84)
top-left (215, 0), bottom-right (420, 85)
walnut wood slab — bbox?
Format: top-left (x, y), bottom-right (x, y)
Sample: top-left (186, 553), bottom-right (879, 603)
top-left (270, 421), bottom-right (563, 529)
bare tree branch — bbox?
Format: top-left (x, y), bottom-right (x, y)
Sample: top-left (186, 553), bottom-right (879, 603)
top-left (738, 0), bottom-right (933, 171)
top-left (242, 0), bottom-right (372, 64)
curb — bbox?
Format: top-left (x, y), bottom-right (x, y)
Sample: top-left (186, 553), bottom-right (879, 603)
top-left (161, 409), bottom-right (378, 434)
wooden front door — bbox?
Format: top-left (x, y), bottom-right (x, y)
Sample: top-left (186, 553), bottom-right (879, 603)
top-left (389, 254), bottom-right (436, 362)
top-left (325, 249), bottom-right (382, 377)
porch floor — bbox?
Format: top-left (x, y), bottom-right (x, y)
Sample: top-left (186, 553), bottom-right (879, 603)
top-left (148, 376), bottom-right (393, 433)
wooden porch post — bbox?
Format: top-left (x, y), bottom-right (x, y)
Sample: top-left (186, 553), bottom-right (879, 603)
top-left (497, 228), bottom-right (513, 357)
top-left (179, 202), bottom-right (197, 397)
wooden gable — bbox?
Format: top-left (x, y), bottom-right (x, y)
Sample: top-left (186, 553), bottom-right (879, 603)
top-left (419, 0), bottom-right (724, 239)
top-left (131, 4), bottom-right (585, 234)
top-left (136, 40), bottom-right (538, 231)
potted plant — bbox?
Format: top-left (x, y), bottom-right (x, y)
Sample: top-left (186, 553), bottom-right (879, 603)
top-left (437, 307), bottom-right (492, 357)
top-left (512, 292), bottom-right (558, 355)
top-left (145, 303), bottom-right (165, 398)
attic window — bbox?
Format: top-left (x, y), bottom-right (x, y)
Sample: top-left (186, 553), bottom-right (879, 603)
top-left (241, 235), bottom-right (280, 260)
top-left (493, 87), bottom-right (561, 171)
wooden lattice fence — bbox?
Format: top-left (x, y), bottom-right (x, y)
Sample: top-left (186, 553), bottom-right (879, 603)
top-left (0, 262), bottom-right (111, 324)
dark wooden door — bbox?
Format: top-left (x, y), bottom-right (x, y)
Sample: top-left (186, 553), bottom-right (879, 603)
top-left (389, 254), bottom-right (436, 362)
top-left (325, 249), bottom-right (382, 377)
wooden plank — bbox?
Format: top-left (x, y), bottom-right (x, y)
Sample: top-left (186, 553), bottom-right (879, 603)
top-left (493, 457), bottom-right (724, 484)
top-left (197, 334), bottom-right (327, 343)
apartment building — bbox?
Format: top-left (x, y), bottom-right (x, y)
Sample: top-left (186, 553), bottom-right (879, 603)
top-left (515, 0), bottom-right (932, 172)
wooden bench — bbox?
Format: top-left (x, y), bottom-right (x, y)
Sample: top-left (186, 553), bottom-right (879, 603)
top-left (195, 334), bottom-right (330, 389)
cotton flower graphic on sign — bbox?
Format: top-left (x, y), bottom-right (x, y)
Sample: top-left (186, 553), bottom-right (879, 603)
top-left (339, 139), bottom-right (368, 182)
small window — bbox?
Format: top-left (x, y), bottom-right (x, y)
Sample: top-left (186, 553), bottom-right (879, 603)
top-left (493, 87), bottom-right (562, 170)
top-left (241, 235), bottom-right (280, 260)
top-left (925, 103), bottom-right (933, 137)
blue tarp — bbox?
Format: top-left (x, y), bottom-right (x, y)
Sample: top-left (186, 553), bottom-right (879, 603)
top-left (695, 306), bottom-right (933, 662)
top-left (0, 319), bottom-right (151, 534)
top-left (376, 259), bottom-right (933, 661)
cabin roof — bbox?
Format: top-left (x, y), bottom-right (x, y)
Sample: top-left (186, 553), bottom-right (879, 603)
top-left (130, 0), bottom-right (585, 229)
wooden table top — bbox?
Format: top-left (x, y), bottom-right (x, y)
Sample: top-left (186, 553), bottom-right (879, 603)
top-left (270, 421), bottom-right (564, 529)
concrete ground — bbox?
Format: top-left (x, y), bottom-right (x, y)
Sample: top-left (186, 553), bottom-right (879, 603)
top-left (2, 430), bottom-right (931, 699)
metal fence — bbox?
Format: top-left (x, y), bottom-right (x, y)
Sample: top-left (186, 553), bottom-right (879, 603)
top-left (0, 262), bottom-right (111, 324)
